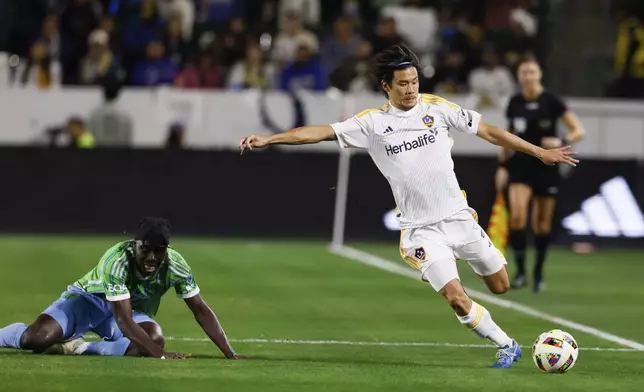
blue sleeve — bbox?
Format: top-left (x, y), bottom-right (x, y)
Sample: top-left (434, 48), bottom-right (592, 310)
top-left (161, 62), bottom-right (178, 85)
top-left (280, 66), bottom-right (291, 91)
top-left (314, 64), bottom-right (327, 91)
top-left (132, 64), bottom-right (146, 86)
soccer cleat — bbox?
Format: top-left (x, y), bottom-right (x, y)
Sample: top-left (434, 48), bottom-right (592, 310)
top-left (511, 275), bottom-right (526, 289)
top-left (533, 280), bottom-right (546, 294)
top-left (491, 339), bottom-right (522, 369)
top-left (42, 337), bottom-right (87, 355)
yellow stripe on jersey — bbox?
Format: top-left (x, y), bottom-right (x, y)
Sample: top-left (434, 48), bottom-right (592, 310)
top-left (421, 94), bottom-right (460, 111)
top-left (398, 230), bottom-right (421, 270)
top-left (460, 190), bottom-right (478, 222)
top-left (356, 108), bottom-right (382, 118)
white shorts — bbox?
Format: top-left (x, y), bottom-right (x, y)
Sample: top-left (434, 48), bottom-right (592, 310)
top-left (399, 208), bottom-right (507, 291)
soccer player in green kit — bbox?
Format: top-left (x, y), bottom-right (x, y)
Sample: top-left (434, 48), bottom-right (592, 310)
top-left (0, 217), bottom-right (238, 360)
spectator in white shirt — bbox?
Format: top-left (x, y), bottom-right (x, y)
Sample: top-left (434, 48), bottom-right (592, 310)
top-left (272, 11), bottom-right (319, 66)
top-left (158, 0), bottom-right (195, 40)
top-left (278, 0), bottom-right (320, 30)
top-left (467, 48), bottom-right (515, 109)
top-left (381, 0), bottom-right (438, 57)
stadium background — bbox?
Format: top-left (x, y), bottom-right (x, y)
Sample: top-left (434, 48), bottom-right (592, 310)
top-left (1, 1), bottom-right (644, 391)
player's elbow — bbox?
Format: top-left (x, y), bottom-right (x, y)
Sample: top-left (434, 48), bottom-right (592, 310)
top-left (574, 127), bottom-right (586, 140)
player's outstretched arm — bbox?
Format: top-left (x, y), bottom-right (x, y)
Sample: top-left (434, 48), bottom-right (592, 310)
top-left (184, 294), bottom-right (238, 359)
top-left (112, 299), bottom-right (185, 359)
top-left (239, 125), bottom-right (337, 154)
top-left (476, 121), bottom-right (579, 167)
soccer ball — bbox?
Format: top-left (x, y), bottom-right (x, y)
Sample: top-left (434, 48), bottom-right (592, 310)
top-left (532, 329), bottom-right (579, 373)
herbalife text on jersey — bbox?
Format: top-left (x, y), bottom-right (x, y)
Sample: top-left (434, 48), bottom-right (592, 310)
top-left (385, 133), bottom-right (436, 156)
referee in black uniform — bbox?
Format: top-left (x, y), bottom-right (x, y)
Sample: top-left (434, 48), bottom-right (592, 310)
top-left (496, 57), bottom-right (585, 293)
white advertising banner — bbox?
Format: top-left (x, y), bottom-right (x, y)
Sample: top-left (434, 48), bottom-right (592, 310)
top-left (0, 87), bottom-right (643, 158)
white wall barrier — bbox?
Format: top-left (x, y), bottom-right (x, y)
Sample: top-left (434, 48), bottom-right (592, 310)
top-left (0, 87), bottom-right (643, 158)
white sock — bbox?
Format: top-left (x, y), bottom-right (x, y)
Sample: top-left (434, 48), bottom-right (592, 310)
top-left (456, 301), bottom-right (512, 348)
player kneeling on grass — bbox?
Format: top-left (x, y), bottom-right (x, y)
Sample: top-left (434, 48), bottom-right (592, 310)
top-left (239, 45), bottom-right (579, 368)
top-left (0, 217), bottom-right (238, 360)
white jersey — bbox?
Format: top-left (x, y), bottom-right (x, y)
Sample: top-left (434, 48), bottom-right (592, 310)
top-left (331, 94), bottom-right (482, 229)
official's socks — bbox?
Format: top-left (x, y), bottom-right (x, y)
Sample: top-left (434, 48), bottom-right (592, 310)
top-left (509, 229), bottom-right (527, 276)
top-left (534, 234), bottom-right (551, 283)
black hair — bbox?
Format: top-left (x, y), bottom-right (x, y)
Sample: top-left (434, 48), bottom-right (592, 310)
top-left (373, 45), bottom-right (420, 91)
top-left (518, 53), bottom-right (540, 67)
top-left (165, 123), bottom-right (184, 149)
top-left (102, 81), bottom-right (121, 103)
top-left (135, 217), bottom-right (172, 246)
top-left (67, 116), bottom-right (84, 127)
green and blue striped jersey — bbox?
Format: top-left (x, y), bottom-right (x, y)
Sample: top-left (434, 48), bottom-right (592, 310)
top-left (73, 240), bottom-right (199, 316)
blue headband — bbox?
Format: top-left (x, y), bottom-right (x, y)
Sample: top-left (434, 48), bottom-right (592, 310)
top-left (396, 61), bottom-right (412, 67)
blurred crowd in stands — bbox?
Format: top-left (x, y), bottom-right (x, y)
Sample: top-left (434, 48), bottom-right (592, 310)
top-left (0, 0), bottom-right (545, 103)
top-left (609, 0), bottom-right (644, 99)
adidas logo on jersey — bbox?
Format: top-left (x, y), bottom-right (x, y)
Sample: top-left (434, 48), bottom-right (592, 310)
top-left (562, 176), bottom-right (644, 238)
top-left (385, 133), bottom-right (436, 156)
top-left (460, 109), bottom-right (473, 127)
top-left (383, 126), bottom-right (394, 134)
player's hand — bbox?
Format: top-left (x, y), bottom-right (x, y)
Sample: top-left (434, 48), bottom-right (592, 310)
top-left (239, 135), bottom-right (269, 155)
top-left (495, 167), bottom-right (508, 192)
top-left (162, 352), bottom-right (190, 359)
top-left (541, 137), bottom-right (562, 149)
top-left (539, 146), bottom-right (579, 167)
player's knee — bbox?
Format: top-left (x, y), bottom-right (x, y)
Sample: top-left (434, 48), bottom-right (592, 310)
top-left (534, 221), bottom-right (552, 235)
top-left (21, 324), bottom-right (59, 350)
top-left (509, 214), bottom-right (526, 229)
top-left (489, 278), bottom-right (510, 295)
top-left (480, 262), bottom-right (510, 295)
top-left (150, 332), bottom-right (165, 349)
top-left (140, 323), bottom-right (165, 349)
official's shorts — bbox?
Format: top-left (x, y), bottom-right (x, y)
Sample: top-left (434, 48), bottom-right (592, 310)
top-left (399, 208), bottom-right (507, 291)
top-left (42, 285), bottom-right (158, 341)
top-left (508, 158), bottom-right (561, 197)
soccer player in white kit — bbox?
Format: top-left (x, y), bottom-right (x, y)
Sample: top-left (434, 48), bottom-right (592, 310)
top-left (239, 45), bottom-right (579, 368)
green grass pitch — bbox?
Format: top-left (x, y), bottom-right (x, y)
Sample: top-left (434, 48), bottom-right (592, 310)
top-left (0, 235), bottom-right (643, 391)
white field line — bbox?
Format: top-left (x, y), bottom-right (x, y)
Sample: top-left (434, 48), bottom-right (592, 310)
top-left (329, 245), bottom-right (644, 351)
top-left (157, 336), bottom-right (638, 352)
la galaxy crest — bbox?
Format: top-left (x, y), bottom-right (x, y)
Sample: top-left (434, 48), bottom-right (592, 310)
top-left (414, 247), bottom-right (426, 261)
top-left (422, 115), bottom-right (434, 128)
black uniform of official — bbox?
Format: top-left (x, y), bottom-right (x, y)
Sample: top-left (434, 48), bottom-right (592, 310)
top-left (505, 91), bottom-right (568, 197)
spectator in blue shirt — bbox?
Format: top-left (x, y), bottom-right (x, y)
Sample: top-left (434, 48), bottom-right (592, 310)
top-left (280, 44), bottom-right (327, 92)
top-left (132, 41), bottom-right (178, 86)
top-left (204, 0), bottom-right (245, 25)
top-left (320, 16), bottom-right (363, 77)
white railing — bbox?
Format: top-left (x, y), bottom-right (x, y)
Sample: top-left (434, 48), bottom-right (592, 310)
top-left (0, 87), bottom-right (643, 158)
